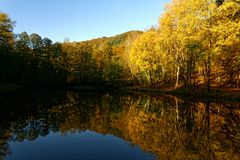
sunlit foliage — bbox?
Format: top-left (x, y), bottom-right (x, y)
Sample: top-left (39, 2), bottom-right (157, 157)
top-left (0, 0), bottom-right (239, 90)
top-left (128, 0), bottom-right (240, 90)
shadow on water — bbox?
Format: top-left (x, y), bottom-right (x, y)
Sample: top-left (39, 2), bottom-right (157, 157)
top-left (0, 90), bottom-right (239, 159)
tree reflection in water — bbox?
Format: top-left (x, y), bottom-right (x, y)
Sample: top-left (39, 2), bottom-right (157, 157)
top-left (0, 91), bottom-right (239, 160)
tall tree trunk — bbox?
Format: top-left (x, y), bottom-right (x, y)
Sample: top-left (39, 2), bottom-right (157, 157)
top-left (206, 51), bottom-right (211, 94)
top-left (174, 97), bottom-right (179, 129)
top-left (237, 73), bottom-right (240, 88)
top-left (149, 71), bottom-right (153, 86)
top-left (175, 66), bottom-right (180, 88)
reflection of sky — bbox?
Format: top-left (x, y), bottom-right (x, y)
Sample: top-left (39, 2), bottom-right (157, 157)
top-left (0, 0), bottom-right (170, 42)
top-left (7, 130), bottom-right (156, 160)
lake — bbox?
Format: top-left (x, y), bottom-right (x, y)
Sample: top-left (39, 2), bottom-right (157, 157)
top-left (0, 90), bottom-right (239, 160)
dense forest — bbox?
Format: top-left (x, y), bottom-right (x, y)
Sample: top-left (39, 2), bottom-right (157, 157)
top-left (0, 14), bottom-right (143, 87)
top-left (0, 0), bottom-right (239, 92)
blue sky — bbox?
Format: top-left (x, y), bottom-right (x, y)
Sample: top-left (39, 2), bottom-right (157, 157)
top-left (0, 0), bottom-right (170, 42)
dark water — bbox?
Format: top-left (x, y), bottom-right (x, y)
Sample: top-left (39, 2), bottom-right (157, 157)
top-left (0, 91), bottom-right (240, 160)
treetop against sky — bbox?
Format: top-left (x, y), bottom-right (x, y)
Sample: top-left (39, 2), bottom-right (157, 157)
top-left (0, 0), bottom-right (170, 42)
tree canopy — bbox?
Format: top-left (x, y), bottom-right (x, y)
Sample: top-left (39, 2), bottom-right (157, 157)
top-left (0, 0), bottom-right (239, 91)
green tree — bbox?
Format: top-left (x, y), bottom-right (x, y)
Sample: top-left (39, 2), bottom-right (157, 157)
top-left (30, 33), bottom-right (42, 57)
top-left (15, 32), bottom-right (31, 54)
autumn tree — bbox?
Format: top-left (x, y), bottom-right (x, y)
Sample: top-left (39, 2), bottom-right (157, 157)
top-left (211, 0), bottom-right (240, 87)
top-left (159, 0), bottom-right (217, 91)
top-left (0, 12), bottom-right (17, 82)
top-left (129, 29), bottom-right (162, 85)
top-left (0, 12), bottom-right (14, 53)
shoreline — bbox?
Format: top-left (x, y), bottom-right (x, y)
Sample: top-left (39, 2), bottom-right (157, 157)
top-left (125, 86), bottom-right (240, 102)
top-left (1, 83), bottom-right (240, 102)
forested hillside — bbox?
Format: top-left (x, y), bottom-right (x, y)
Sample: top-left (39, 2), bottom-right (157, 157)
top-left (0, 17), bottom-right (142, 87)
top-left (0, 0), bottom-right (239, 92)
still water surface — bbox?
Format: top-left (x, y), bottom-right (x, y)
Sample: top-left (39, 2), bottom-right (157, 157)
top-left (0, 90), bottom-right (239, 160)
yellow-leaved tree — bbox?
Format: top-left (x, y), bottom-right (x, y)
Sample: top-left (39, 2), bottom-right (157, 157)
top-left (129, 29), bottom-right (161, 85)
top-left (129, 28), bottom-right (176, 86)
top-left (211, 0), bottom-right (240, 87)
top-left (159, 0), bottom-right (218, 92)
top-left (0, 12), bottom-right (14, 53)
